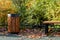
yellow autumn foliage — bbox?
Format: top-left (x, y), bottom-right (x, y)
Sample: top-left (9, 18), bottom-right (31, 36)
top-left (0, 0), bottom-right (17, 25)
top-left (0, 0), bottom-right (16, 13)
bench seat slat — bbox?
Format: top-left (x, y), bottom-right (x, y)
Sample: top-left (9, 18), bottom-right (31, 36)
top-left (43, 21), bottom-right (60, 24)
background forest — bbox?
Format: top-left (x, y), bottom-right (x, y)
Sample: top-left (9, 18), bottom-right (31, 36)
top-left (0, 0), bottom-right (60, 28)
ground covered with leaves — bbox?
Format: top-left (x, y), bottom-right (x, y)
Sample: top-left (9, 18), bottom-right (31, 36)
top-left (0, 28), bottom-right (60, 40)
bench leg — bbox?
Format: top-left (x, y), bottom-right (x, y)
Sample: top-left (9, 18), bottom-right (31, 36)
top-left (45, 24), bottom-right (48, 35)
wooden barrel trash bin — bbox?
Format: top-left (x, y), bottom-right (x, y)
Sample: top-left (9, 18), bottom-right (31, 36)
top-left (8, 14), bottom-right (20, 34)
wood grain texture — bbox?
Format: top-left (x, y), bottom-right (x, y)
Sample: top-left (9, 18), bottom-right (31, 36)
top-left (8, 15), bottom-right (20, 33)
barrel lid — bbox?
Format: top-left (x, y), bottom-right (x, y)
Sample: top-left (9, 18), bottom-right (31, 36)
top-left (8, 14), bottom-right (19, 17)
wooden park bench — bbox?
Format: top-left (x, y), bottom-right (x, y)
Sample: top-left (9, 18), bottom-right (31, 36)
top-left (43, 21), bottom-right (60, 34)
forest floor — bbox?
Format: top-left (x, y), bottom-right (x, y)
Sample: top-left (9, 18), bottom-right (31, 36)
top-left (0, 28), bottom-right (60, 40)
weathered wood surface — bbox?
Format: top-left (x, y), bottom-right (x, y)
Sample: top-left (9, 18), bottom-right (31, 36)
top-left (43, 21), bottom-right (60, 24)
top-left (8, 14), bottom-right (20, 33)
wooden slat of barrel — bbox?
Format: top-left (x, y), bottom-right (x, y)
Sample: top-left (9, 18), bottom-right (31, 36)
top-left (15, 17), bottom-right (20, 33)
top-left (11, 17), bottom-right (16, 32)
top-left (8, 17), bottom-right (12, 32)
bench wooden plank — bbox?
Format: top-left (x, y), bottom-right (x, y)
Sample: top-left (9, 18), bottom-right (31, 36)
top-left (43, 21), bottom-right (60, 24)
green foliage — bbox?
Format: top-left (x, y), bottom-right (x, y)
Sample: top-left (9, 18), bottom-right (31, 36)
top-left (12, 0), bottom-right (60, 26)
top-left (0, 0), bottom-right (60, 27)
